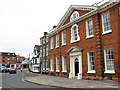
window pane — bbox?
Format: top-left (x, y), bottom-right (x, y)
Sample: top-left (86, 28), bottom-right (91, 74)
top-left (50, 58), bottom-right (54, 70)
top-left (73, 26), bottom-right (78, 40)
top-left (105, 49), bottom-right (114, 71)
top-left (89, 52), bottom-right (95, 70)
top-left (56, 57), bottom-right (59, 70)
top-left (51, 37), bottom-right (53, 49)
top-left (87, 20), bottom-right (93, 36)
top-left (56, 35), bottom-right (59, 47)
top-left (102, 12), bottom-right (111, 32)
top-left (46, 60), bottom-right (48, 68)
top-left (70, 11), bottom-right (79, 21)
top-left (64, 56), bottom-right (67, 71)
top-left (63, 31), bottom-right (66, 44)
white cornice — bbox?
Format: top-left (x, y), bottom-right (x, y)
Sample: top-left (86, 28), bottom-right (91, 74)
top-left (48, 1), bottom-right (119, 37)
top-left (99, 1), bottom-right (119, 12)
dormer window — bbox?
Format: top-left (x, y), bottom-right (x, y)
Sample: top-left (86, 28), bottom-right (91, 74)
top-left (70, 11), bottom-right (79, 21)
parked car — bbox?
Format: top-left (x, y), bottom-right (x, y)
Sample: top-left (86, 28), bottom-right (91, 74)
top-left (5, 68), bottom-right (10, 73)
top-left (9, 68), bottom-right (17, 74)
top-left (1, 66), bottom-right (6, 73)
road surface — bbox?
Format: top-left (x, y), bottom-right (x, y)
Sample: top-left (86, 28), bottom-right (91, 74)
top-left (2, 70), bottom-right (57, 89)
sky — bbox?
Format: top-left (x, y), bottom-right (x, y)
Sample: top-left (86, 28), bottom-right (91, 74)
top-left (0, 0), bottom-right (105, 58)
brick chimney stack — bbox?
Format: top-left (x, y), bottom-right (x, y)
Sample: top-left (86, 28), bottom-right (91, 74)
top-left (44, 32), bottom-right (47, 36)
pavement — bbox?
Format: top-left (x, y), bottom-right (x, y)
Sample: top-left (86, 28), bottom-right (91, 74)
top-left (23, 72), bottom-right (120, 89)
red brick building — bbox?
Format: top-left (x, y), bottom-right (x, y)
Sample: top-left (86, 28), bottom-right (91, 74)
top-left (16, 55), bottom-right (26, 69)
top-left (16, 55), bottom-right (26, 63)
top-left (0, 52), bottom-right (17, 69)
top-left (48, 1), bottom-right (120, 81)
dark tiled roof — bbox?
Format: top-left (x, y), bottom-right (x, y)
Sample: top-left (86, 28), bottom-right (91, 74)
top-left (35, 45), bottom-right (40, 52)
top-left (0, 52), bottom-right (16, 56)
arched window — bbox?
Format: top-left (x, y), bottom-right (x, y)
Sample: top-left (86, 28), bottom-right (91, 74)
top-left (71, 24), bottom-right (80, 43)
top-left (70, 11), bottom-right (79, 21)
top-left (73, 26), bottom-right (78, 40)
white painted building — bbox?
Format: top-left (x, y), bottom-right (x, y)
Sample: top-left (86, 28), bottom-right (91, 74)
top-left (29, 45), bottom-right (40, 73)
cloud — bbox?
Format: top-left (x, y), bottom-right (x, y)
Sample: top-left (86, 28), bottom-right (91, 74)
top-left (0, 0), bottom-right (102, 57)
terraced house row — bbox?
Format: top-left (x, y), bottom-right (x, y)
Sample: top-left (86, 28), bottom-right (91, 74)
top-left (48, 1), bottom-right (120, 81)
top-left (0, 52), bottom-right (17, 69)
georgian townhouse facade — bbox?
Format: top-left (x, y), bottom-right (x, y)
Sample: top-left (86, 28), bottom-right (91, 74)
top-left (48, 1), bottom-right (120, 81)
top-left (0, 52), bottom-right (17, 69)
top-left (40, 32), bottom-right (49, 74)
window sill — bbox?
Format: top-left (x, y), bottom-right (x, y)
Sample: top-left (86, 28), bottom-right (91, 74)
top-left (104, 70), bottom-right (115, 74)
top-left (56, 70), bottom-right (60, 72)
top-left (43, 68), bottom-right (45, 70)
top-left (50, 70), bottom-right (54, 72)
top-left (86, 35), bottom-right (94, 39)
top-left (62, 43), bottom-right (66, 46)
top-left (56, 46), bottom-right (59, 48)
top-left (62, 70), bottom-right (67, 72)
top-left (102, 30), bottom-right (112, 35)
top-left (87, 70), bottom-right (96, 73)
top-left (70, 39), bottom-right (80, 44)
top-left (46, 68), bottom-right (49, 70)
top-left (50, 48), bottom-right (54, 50)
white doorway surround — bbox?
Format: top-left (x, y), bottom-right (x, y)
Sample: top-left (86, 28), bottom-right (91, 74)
top-left (67, 46), bottom-right (83, 79)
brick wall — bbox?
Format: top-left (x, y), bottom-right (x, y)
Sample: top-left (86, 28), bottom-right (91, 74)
top-left (0, 55), bottom-right (16, 66)
top-left (48, 3), bottom-right (120, 81)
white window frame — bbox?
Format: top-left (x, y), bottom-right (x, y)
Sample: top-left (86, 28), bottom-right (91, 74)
top-left (56, 34), bottom-right (59, 48)
top-left (86, 19), bottom-right (94, 39)
top-left (61, 31), bottom-right (66, 46)
top-left (87, 51), bottom-right (95, 73)
top-left (104, 48), bottom-right (115, 74)
top-left (43, 60), bottom-right (45, 70)
top-left (40, 47), bottom-right (42, 57)
top-left (7, 61), bottom-right (9, 64)
top-left (102, 12), bottom-right (112, 35)
top-left (46, 45), bottom-right (48, 56)
top-left (70, 11), bottom-right (79, 21)
top-left (37, 58), bottom-right (40, 63)
top-left (8, 57), bottom-right (9, 60)
top-left (50, 37), bottom-right (54, 50)
top-left (46, 36), bottom-right (48, 43)
top-left (43, 46), bottom-right (45, 57)
top-left (70, 24), bottom-right (80, 43)
top-left (46, 59), bottom-right (48, 70)
top-left (62, 56), bottom-right (67, 72)
top-left (56, 57), bottom-right (60, 72)
top-left (12, 57), bottom-right (15, 59)
top-left (50, 58), bottom-right (54, 71)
